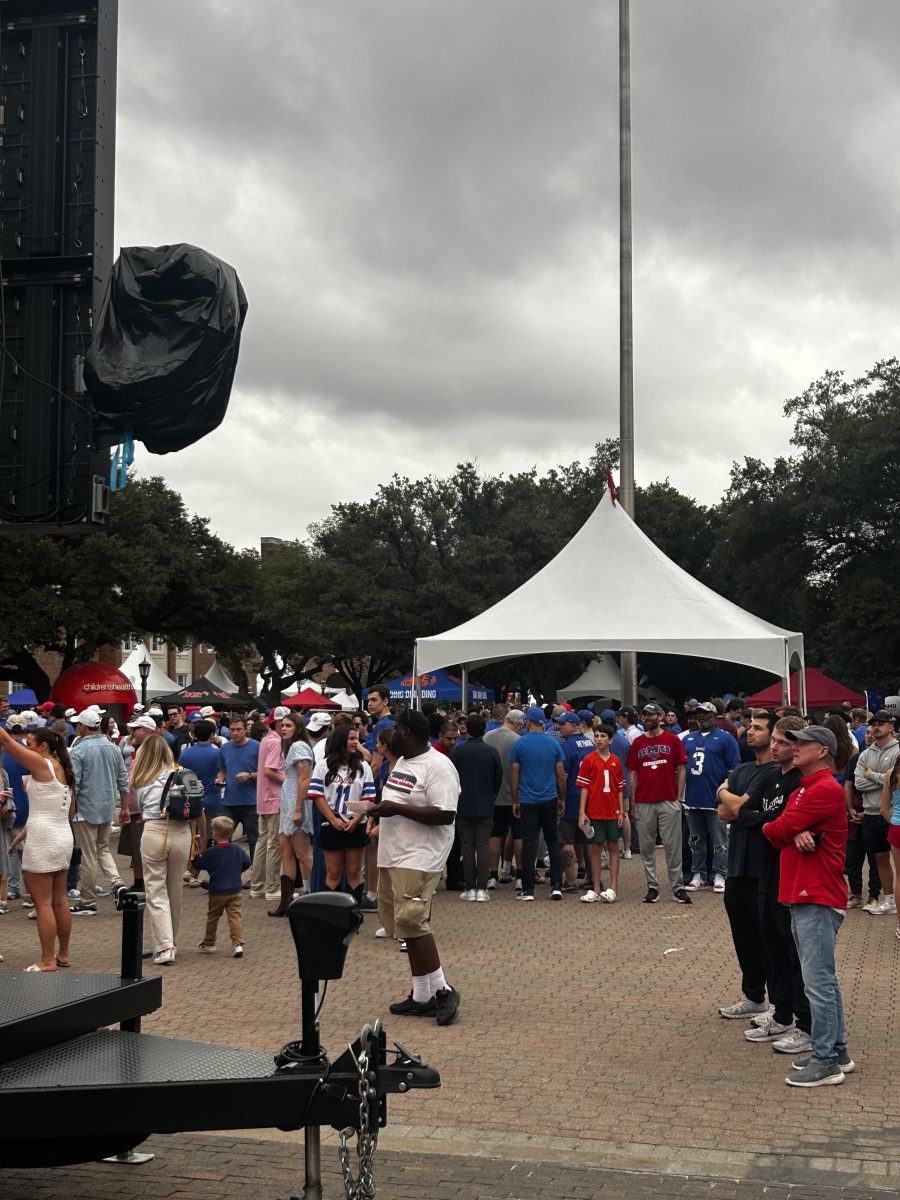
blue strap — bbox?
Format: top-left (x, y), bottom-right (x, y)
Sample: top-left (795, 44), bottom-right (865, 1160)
top-left (109, 429), bottom-right (135, 492)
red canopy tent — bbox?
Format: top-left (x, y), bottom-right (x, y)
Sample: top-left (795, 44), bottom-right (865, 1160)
top-left (747, 667), bottom-right (865, 711)
top-left (282, 688), bottom-right (340, 710)
top-left (51, 662), bottom-right (137, 712)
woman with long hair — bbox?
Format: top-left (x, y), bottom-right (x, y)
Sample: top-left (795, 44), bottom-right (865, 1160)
top-left (308, 723), bottom-right (375, 901)
top-left (131, 735), bottom-right (186, 965)
top-left (880, 757), bottom-right (900, 943)
top-left (823, 714), bottom-right (856, 779)
top-left (269, 712), bottom-right (314, 917)
top-left (0, 726), bottom-right (74, 971)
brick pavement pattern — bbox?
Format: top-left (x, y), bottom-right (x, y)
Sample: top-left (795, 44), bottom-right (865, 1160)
top-left (1, 846), bottom-right (898, 1193)
top-left (0, 1137), bottom-right (892, 1200)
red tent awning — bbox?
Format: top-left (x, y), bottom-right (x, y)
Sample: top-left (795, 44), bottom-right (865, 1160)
top-left (283, 688), bottom-right (340, 710)
top-left (51, 663), bottom-right (138, 711)
top-left (747, 667), bottom-right (865, 710)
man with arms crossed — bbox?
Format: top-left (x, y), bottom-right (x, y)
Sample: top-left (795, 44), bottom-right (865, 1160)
top-left (627, 703), bottom-right (690, 905)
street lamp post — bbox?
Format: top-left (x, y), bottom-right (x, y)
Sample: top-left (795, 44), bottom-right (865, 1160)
top-left (138, 659), bottom-right (150, 709)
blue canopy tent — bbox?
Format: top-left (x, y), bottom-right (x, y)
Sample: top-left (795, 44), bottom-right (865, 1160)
top-left (385, 670), bottom-right (494, 706)
top-left (6, 688), bottom-right (38, 707)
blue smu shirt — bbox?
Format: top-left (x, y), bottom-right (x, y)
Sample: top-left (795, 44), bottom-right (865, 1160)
top-left (363, 716), bottom-right (395, 754)
top-left (179, 742), bottom-right (222, 810)
top-left (682, 728), bottom-right (741, 810)
top-left (508, 731), bottom-right (564, 804)
top-left (3, 747), bottom-right (29, 826)
top-left (561, 732), bottom-right (596, 818)
top-left (217, 738), bottom-right (260, 807)
top-left (609, 729), bottom-right (631, 799)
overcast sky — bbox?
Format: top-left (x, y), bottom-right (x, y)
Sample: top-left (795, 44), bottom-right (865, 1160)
top-left (116, 1), bottom-right (899, 550)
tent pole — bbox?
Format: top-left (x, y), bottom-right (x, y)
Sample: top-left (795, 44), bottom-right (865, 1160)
top-left (618, 0), bottom-right (638, 708)
top-left (411, 642), bottom-right (420, 711)
top-left (461, 665), bottom-right (469, 712)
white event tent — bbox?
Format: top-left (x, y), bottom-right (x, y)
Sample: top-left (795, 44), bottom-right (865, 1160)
top-left (205, 658), bottom-right (239, 693)
top-left (556, 655), bottom-right (621, 703)
top-left (119, 644), bottom-right (179, 697)
top-left (414, 495), bottom-right (806, 708)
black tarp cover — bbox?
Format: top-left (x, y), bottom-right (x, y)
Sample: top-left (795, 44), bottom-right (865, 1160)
top-left (85, 244), bottom-right (248, 453)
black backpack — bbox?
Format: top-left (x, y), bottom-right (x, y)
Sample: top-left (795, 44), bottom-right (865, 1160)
top-left (160, 768), bottom-right (204, 821)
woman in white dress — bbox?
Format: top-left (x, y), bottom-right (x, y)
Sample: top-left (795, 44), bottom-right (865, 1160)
top-left (131, 736), bottom-right (188, 966)
top-left (0, 726), bottom-right (74, 971)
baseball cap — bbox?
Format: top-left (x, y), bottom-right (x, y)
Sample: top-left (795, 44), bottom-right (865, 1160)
top-left (147, 707), bottom-right (163, 717)
top-left (784, 726), bottom-right (837, 756)
top-left (696, 701), bottom-right (718, 714)
top-left (132, 703), bottom-right (145, 713)
top-left (641, 702), bottom-right (665, 715)
top-left (524, 706), bottom-right (546, 724)
top-left (128, 714), bottom-right (158, 732)
top-left (36, 702), bottom-right (54, 712)
top-left (554, 710), bottom-right (579, 725)
top-left (506, 709), bottom-right (525, 725)
top-left (272, 705), bottom-right (291, 720)
top-left (577, 709), bottom-right (595, 723)
top-left (868, 710), bottom-right (894, 725)
top-left (600, 708), bottom-right (617, 722)
top-left (199, 705), bottom-right (219, 717)
top-left (307, 711), bottom-right (333, 732)
top-left (6, 713), bottom-right (27, 732)
top-left (617, 706), bottom-right (638, 720)
top-left (76, 709), bottom-right (102, 728)
top-left (18, 710), bottom-right (39, 726)
top-left (64, 708), bottom-right (77, 719)
top-left (684, 698), bottom-right (700, 711)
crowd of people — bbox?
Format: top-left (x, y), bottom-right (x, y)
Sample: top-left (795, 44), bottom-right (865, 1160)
top-left (0, 689), bottom-right (897, 1067)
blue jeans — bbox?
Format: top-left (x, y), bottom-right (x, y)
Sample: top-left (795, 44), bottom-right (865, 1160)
top-left (685, 808), bottom-right (728, 878)
top-left (790, 904), bottom-right (846, 1066)
top-left (223, 805), bottom-right (258, 864)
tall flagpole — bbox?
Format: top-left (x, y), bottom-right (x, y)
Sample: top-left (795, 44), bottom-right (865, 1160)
top-left (618, 0), bottom-right (638, 707)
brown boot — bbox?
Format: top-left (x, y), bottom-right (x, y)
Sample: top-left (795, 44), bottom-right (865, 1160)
top-left (268, 874), bottom-right (295, 918)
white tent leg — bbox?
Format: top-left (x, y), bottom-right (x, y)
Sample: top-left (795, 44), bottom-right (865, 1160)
top-left (461, 665), bottom-right (469, 711)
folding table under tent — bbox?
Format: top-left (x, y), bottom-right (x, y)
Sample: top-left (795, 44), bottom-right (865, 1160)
top-left (414, 494), bottom-right (806, 709)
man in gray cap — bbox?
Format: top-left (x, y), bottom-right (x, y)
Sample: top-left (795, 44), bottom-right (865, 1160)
top-left (763, 725), bottom-right (852, 1086)
top-left (69, 708), bottom-right (130, 914)
top-left (853, 710), bottom-right (898, 915)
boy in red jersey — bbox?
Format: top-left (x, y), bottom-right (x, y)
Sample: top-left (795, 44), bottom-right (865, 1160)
top-left (577, 725), bottom-right (625, 903)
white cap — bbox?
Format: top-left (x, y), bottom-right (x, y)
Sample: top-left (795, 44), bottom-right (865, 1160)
top-left (76, 709), bottom-right (102, 728)
top-left (273, 705), bottom-right (291, 720)
top-left (307, 711), bottom-right (333, 731)
top-left (127, 714), bottom-right (157, 732)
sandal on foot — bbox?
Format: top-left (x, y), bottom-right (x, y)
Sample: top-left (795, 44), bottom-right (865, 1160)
top-left (23, 963), bottom-right (56, 972)
top-left (56, 957), bottom-right (70, 967)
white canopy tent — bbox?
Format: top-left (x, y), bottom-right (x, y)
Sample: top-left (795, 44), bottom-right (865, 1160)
top-left (205, 658), bottom-right (239, 693)
top-left (120, 644), bottom-right (179, 698)
top-left (415, 496), bottom-right (805, 708)
top-left (556, 655), bottom-right (621, 703)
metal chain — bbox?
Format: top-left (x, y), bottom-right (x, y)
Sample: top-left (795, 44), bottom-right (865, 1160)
top-left (338, 1025), bottom-right (378, 1199)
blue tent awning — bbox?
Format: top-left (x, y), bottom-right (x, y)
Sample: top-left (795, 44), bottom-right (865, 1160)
top-left (7, 688), bottom-right (38, 707)
top-left (385, 670), bottom-right (494, 705)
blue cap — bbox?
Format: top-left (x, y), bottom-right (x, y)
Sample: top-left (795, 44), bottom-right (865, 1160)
top-left (554, 710), bottom-right (579, 725)
top-left (600, 708), bottom-right (617, 721)
top-left (577, 709), bottom-right (594, 723)
top-left (524, 706), bottom-right (546, 724)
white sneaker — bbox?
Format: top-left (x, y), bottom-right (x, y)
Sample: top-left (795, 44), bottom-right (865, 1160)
top-left (772, 1027), bottom-right (812, 1054)
top-left (374, 926), bottom-right (391, 938)
top-left (499, 861), bottom-right (512, 881)
top-left (713, 873), bottom-right (726, 893)
top-left (867, 897), bottom-right (896, 915)
top-left (486, 876), bottom-right (497, 890)
top-left (154, 947), bottom-right (175, 965)
top-left (182, 872), bottom-right (192, 884)
top-left (685, 873), bottom-right (706, 891)
top-left (744, 1020), bottom-right (793, 1043)
top-left (232, 943), bottom-right (244, 958)
top-left (265, 891), bottom-right (281, 902)
top-left (514, 877), bottom-right (524, 892)
top-left (581, 890), bottom-right (600, 903)
top-left (750, 1007), bottom-right (777, 1028)
top-left (861, 897), bottom-right (880, 913)
top-left (475, 889), bottom-right (490, 902)
top-left (459, 889), bottom-right (476, 901)
top-left (600, 888), bottom-right (617, 903)
top-left (621, 849), bottom-right (632, 859)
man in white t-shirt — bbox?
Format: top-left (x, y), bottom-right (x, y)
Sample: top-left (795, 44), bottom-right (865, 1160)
top-left (368, 708), bottom-right (461, 1026)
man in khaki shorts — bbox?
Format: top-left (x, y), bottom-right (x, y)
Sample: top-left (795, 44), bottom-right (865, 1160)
top-left (368, 708), bottom-right (461, 1025)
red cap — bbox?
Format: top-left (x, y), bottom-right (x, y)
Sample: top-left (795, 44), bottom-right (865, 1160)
top-left (36, 702), bottom-right (55, 711)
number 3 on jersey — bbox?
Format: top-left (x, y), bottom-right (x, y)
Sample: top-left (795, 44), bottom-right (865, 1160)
top-left (690, 749), bottom-right (705, 777)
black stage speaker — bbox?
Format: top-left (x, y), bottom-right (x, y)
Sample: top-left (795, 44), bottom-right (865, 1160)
top-left (0, 0), bottom-right (117, 531)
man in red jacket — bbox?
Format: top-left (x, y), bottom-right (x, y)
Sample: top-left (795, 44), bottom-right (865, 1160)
top-left (763, 725), bottom-right (852, 1087)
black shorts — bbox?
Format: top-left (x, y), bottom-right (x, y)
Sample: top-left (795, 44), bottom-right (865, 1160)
top-left (318, 824), bottom-right (370, 852)
top-left (491, 806), bottom-right (522, 840)
top-left (557, 818), bottom-right (587, 846)
top-left (861, 814), bottom-right (890, 856)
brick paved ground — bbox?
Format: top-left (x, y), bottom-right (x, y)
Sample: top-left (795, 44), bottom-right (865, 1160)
top-left (0, 1134), bottom-right (894, 1200)
top-left (1, 845), bottom-right (898, 1196)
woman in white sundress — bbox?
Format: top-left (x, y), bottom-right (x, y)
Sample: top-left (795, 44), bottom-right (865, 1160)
top-left (0, 725), bottom-right (74, 971)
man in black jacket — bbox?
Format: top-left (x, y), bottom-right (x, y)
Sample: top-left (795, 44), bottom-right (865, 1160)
top-left (451, 714), bottom-right (502, 902)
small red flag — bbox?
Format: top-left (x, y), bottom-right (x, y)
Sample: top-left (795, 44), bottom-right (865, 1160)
top-left (607, 471), bottom-right (617, 505)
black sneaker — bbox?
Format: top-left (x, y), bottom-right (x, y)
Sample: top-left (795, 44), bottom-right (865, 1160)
top-left (70, 901), bottom-right (98, 915)
top-left (358, 894), bottom-right (378, 911)
top-left (551, 888), bottom-right (563, 900)
top-left (643, 888), bottom-right (660, 904)
top-left (389, 992), bottom-right (436, 1016)
top-left (673, 887), bottom-right (693, 905)
top-left (434, 985), bottom-right (461, 1026)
